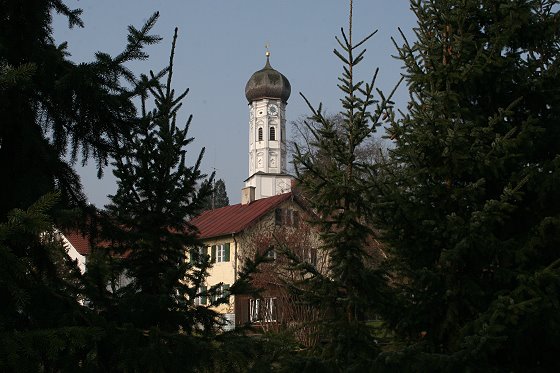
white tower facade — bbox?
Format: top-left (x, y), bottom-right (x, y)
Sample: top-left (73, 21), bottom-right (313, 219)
top-left (244, 54), bottom-right (293, 200)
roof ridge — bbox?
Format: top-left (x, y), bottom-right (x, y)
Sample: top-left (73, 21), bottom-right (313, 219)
top-left (190, 192), bottom-right (293, 239)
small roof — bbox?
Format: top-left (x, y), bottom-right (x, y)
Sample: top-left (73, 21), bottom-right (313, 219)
top-left (190, 192), bottom-right (293, 239)
top-left (63, 231), bottom-right (91, 255)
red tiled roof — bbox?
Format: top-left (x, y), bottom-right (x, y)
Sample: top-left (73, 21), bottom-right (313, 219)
top-left (63, 230), bottom-right (130, 258)
top-left (190, 192), bottom-right (293, 239)
top-left (63, 231), bottom-right (91, 256)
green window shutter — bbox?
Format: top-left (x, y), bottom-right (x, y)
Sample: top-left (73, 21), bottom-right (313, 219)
top-left (189, 248), bottom-right (195, 263)
top-left (275, 208), bottom-right (282, 225)
top-left (224, 242), bottom-right (230, 262)
top-left (201, 286), bottom-right (207, 305)
top-left (211, 245), bottom-right (216, 263)
top-left (223, 284), bottom-right (230, 297)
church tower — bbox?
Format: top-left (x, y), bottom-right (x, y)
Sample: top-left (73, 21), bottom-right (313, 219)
top-left (243, 52), bottom-right (293, 200)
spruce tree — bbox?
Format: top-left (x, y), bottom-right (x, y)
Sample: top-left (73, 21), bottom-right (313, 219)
top-left (376, 1), bottom-right (560, 371)
top-left (0, 1), bottom-right (161, 217)
top-left (89, 28), bottom-right (223, 371)
top-left (213, 179), bottom-right (230, 209)
top-left (291, 1), bottom-right (398, 370)
top-left (0, 193), bottom-right (102, 371)
top-left (200, 178), bottom-right (230, 211)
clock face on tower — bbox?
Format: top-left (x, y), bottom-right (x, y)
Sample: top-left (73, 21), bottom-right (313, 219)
top-left (268, 104), bottom-right (278, 116)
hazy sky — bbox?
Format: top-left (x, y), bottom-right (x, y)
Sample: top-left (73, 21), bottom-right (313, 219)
top-left (53, 0), bottom-right (417, 206)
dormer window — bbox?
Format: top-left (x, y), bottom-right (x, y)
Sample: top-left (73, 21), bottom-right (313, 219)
top-left (269, 127), bottom-right (276, 141)
top-left (258, 127), bottom-right (263, 141)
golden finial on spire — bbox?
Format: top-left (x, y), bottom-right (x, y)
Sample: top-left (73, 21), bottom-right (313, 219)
top-left (265, 43), bottom-right (270, 58)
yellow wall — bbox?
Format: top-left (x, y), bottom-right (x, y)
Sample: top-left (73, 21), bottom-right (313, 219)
top-left (193, 199), bottom-right (323, 316)
top-left (203, 237), bottom-right (236, 314)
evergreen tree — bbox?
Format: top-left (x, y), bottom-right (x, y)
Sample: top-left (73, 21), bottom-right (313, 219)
top-left (213, 179), bottom-right (230, 209)
top-left (0, 1), bottom-right (161, 217)
top-left (290, 1), bottom-right (399, 370)
top-left (0, 193), bottom-right (102, 371)
top-left (376, 1), bottom-right (560, 371)
top-left (88, 28), bottom-right (225, 370)
top-left (0, 5), bottom-right (168, 369)
top-left (200, 178), bottom-right (230, 211)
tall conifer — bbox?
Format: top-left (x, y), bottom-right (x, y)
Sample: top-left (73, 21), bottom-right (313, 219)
top-left (88, 28), bottom-right (224, 371)
top-left (291, 1), bottom-right (398, 370)
top-left (0, 1), bottom-right (161, 217)
top-left (377, 1), bottom-right (560, 370)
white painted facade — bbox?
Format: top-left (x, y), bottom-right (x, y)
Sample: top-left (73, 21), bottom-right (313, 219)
top-left (245, 97), bottom-right (293, 199)
top-left (58, 231), bottom-right (87, 273)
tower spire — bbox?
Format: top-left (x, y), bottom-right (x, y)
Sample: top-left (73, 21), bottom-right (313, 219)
top-left (244, 52), bottom-right (293, 200)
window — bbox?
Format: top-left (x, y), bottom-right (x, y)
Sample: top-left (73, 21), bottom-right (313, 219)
top-left (292, 211), bottom-right (300, 227)
top-left (249, 297), bottom-right (277, 322)
top-left (190, 246), bottom-right (208, 264)
top-left (269, 126), bottom-right (276, 140)
top-left (211, 283), bottom-right (231, 303)
top-left (195, 285), bottom-right (207, 305)
top-left (211, 243), bottom-right (230, 263)
top-left (275, 208), bottom-right (283, 225)
top-left (303, 248), bottom-right (318, 267)
top-left (258, 127), bottom-right (263, 141)
top-left (274, 208), bottom-right (300, 227)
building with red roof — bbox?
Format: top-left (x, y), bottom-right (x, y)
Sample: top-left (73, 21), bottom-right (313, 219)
top-left (58, 229), bottom-right (91, 273)
top-left (59, 53), bottom-right (324, 330)
top-left (189, 187), bottom-right (321, 330)
top-left (188, 54), bottom-right (327, 330)
top-left (190, 191), bottom-right (293, 240)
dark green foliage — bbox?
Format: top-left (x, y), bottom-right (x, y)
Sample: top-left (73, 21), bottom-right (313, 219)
top-left (0, 3), bottom-right (276, 371)
top-left (0, 5), bottom-right (192, 369)
top-left (93, 28), bottom-right (218, 335)
top-left (200, 178), bottom-right (230, 211)
top-left (0, 193), bottom-right (99, 371)
top-left (375, 0), bottom-right (560, 370)
top-left (77, 29), bottom-right (269, 371)
top-left (0, 1), bottom-right (161, 217)
top-left (291, 14), bottom-right (399, 371)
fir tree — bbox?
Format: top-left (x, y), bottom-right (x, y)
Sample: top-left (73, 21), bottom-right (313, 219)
top-left (0, 1), bottom-right (161, 217)
top-left (200, 178), bottom-right (230, 211)
top-left (291, 1), bottom-right (399, 370)
top-left (88, 28), bottom-right (225, 371)
top-left (376, 1), bottom-right (560, 371)
top-left (213, 179), bottom-right (230, 209)
top-left (0, 193), bottom-right (101, 371)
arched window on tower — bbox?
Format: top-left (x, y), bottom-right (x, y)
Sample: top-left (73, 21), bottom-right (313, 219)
top-left (269, 126), bottom-right (276, 141)
top-left (258, 127), bottom-right (263, 141)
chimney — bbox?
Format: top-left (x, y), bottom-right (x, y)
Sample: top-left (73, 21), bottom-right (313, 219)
top-left (241, 186), bottom-right (256, 205)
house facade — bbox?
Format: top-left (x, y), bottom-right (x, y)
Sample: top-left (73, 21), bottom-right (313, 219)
top-left (59, 229), bottom-right (90, 273)
top-left (190, 190), bottom-right (321, 329)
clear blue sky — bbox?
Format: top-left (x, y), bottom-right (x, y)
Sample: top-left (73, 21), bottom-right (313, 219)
top-left (53, 0), bottom-right (417, 206)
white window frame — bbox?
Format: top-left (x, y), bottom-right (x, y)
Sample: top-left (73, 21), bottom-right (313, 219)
top-left (195, 285), bottom-right (207, 306)
top-left (216, 244), bottom-right (226, 262)
top-left (249, 297), bottom-right (277, 323)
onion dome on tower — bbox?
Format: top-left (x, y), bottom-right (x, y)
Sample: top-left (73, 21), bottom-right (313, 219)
top-left (245, 52), bottom-right (291, 104)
